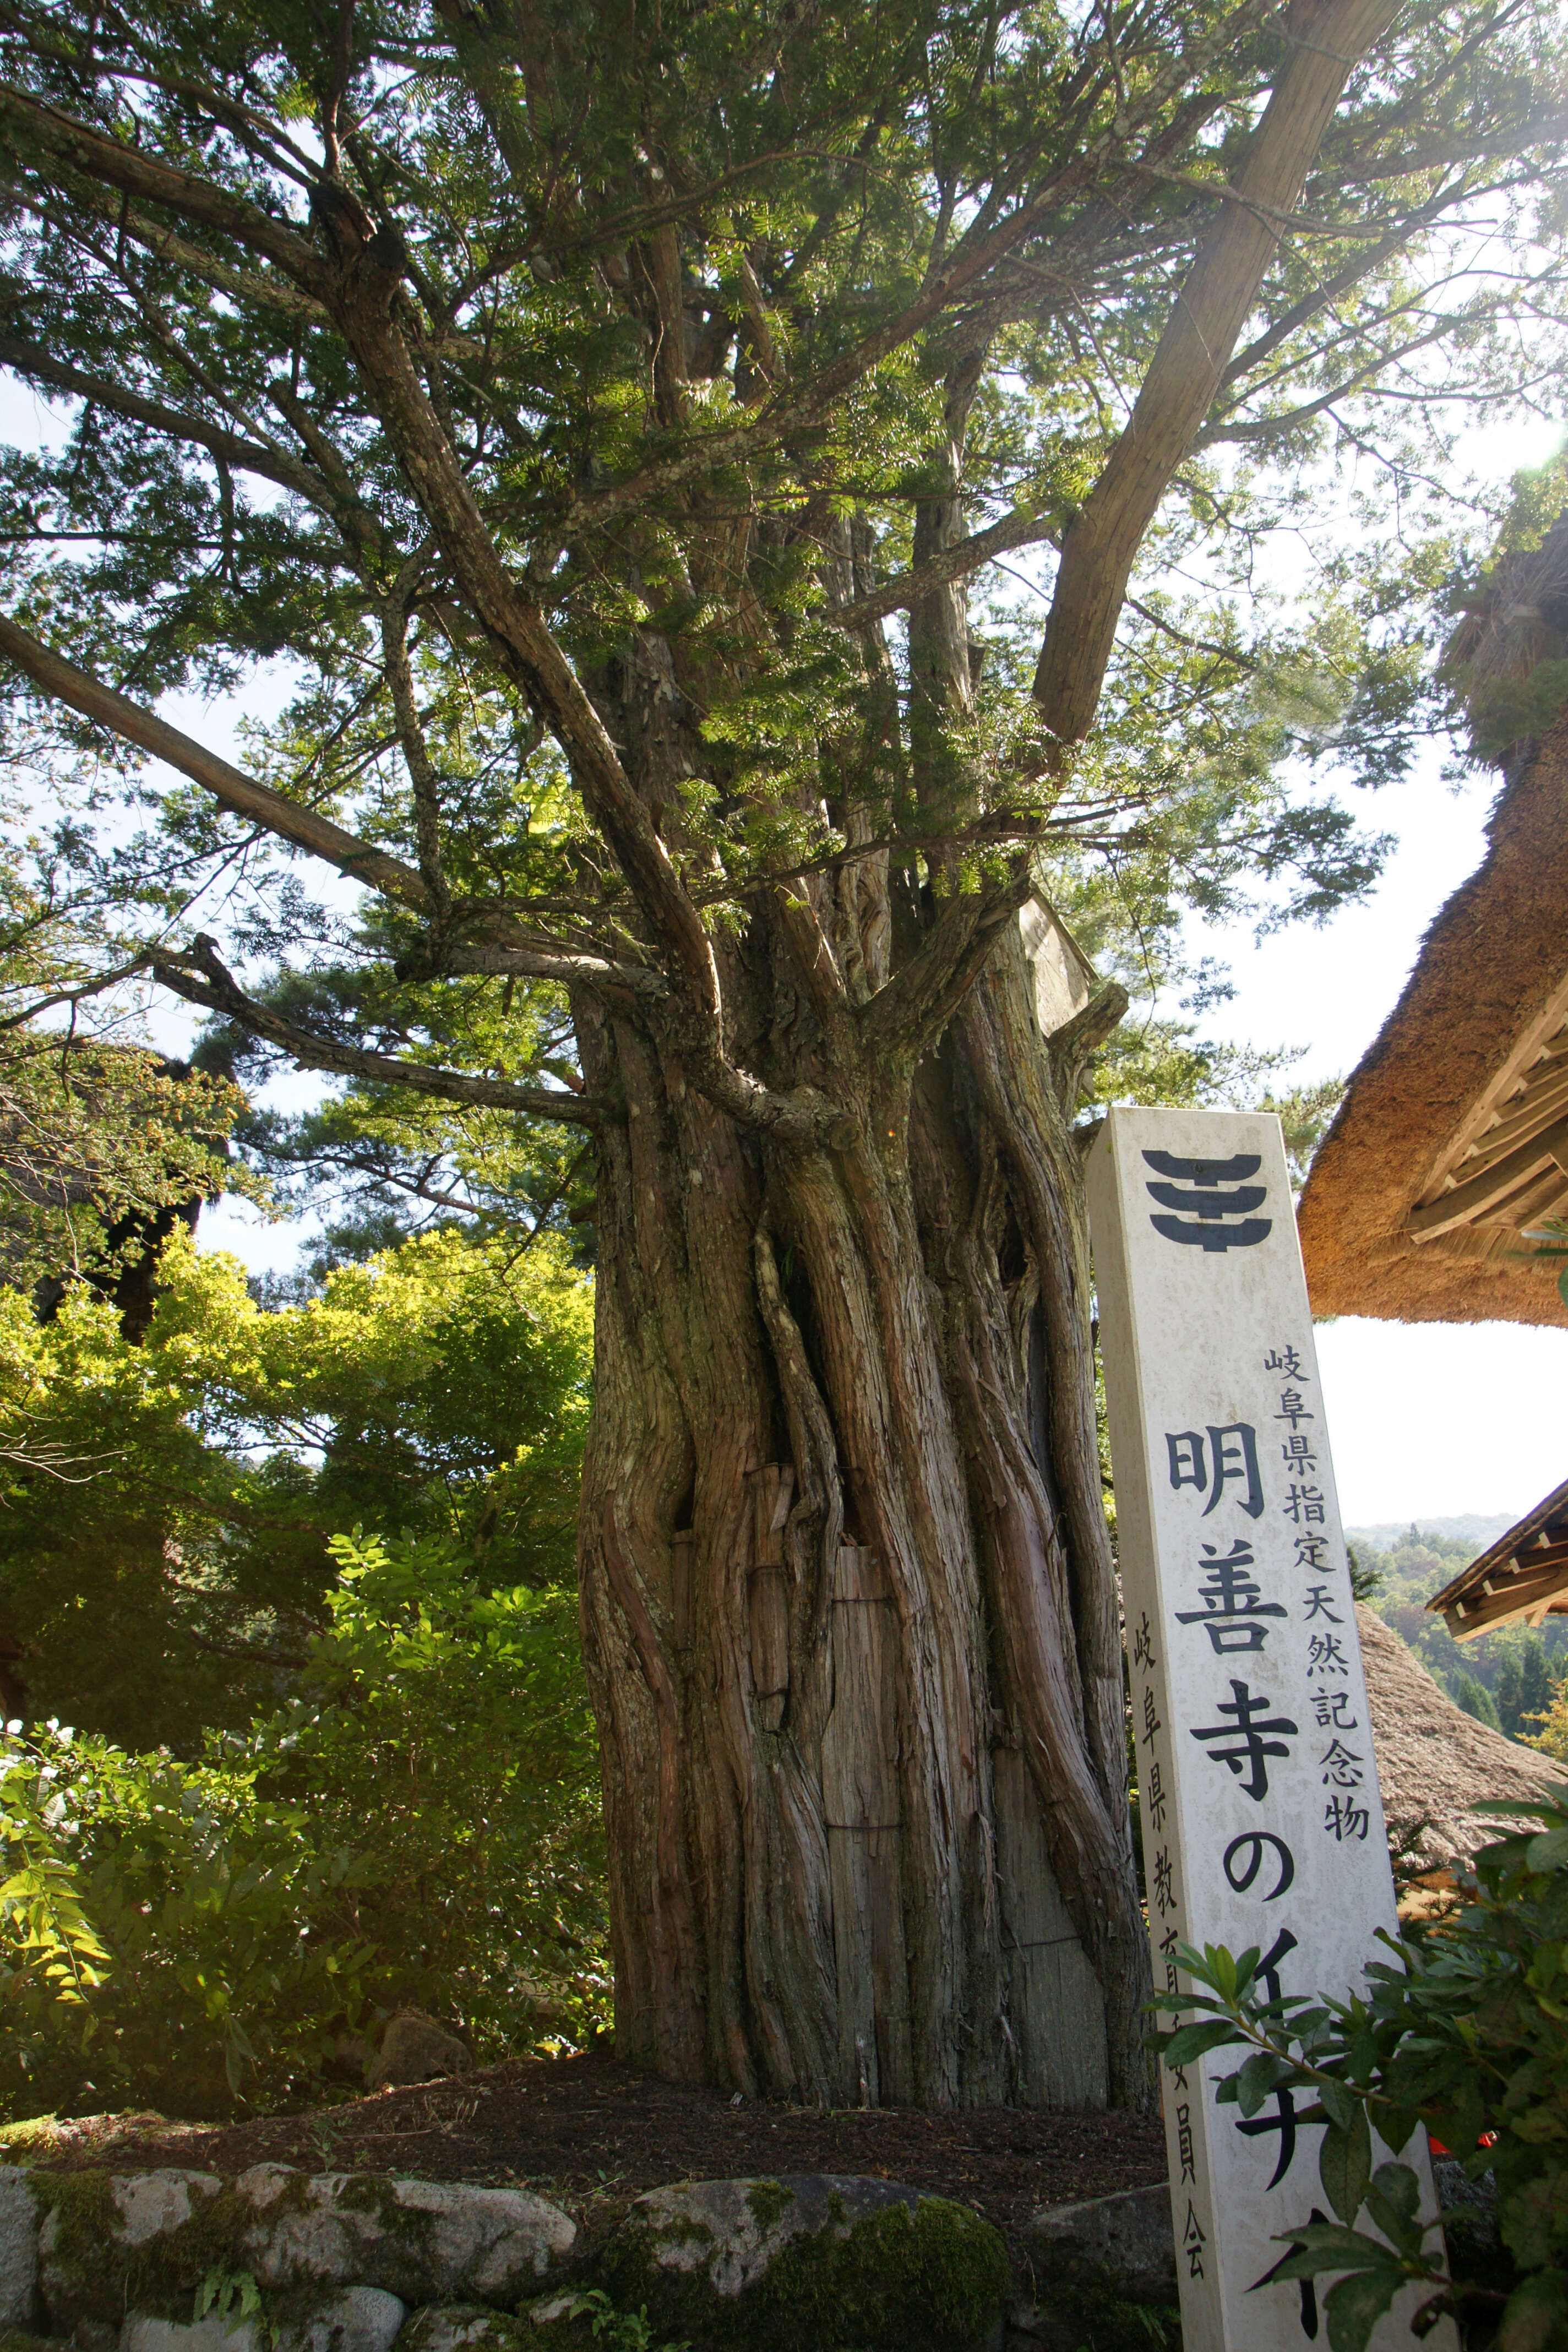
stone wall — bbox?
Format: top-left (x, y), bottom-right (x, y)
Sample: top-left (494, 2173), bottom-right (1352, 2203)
top-left (0, 2164), bottom-right (1020, 2352)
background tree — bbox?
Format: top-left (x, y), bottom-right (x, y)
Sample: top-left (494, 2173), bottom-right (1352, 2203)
top-left (0, 0), bottom-right (1562, 2109)
top-left (0, 1532), bottom-right (607, 2120)
top-left (0, 1223), bottom-right (592, 1746)
top-left (0, 829), bottom-right (242, 1325)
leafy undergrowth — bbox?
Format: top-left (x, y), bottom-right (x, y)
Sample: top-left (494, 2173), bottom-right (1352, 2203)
top-left (1158, 1785), bottom-right (1568, 2351)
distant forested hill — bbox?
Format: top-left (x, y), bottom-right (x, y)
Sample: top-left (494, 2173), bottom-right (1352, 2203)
top-left (1346, 1515), bottom-right (1516, 1551)
top-left (1348, 1523), bottom-right (1564, 1743)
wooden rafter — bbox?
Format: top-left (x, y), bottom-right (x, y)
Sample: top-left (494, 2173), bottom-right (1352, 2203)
top-left (1408, 1016), bottom-right (1568, 1249)
top-left (1430, 1477), bottom-right (1568, 1640)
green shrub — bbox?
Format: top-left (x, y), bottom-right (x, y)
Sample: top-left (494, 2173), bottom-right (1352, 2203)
top-left (0, 1225), bottom-right (593, 1754)
top-left (1156, 1785), bottom-right (1568, 2350)
top-left (0, 1527), bottom-right (607, 2119)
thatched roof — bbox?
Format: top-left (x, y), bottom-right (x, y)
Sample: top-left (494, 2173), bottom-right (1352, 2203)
top-left (1359, 1603), bottom-right (1564, 1870)
top-left (1442, 510), bottom-right (1568, 760)
top-left (1297, 699), bottom-right (1568, 1324)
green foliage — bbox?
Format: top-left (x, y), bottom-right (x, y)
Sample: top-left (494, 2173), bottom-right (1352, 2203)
top-left (1467, 660), bottom-right (1568, 765)
top-left (0, 1730), bottom-right (112, 2011)
top-left (195, 2269), bottom-right (275, 2352)
top-left (0, 1222), bottom-right (592, 1750)
top-left (0, 0), bottom-right (1558, 1150)
top-left (1155, 1785), bottom-right (1568, 2350)
top-left (1525, 1221), bottom-right (1568, 1320)
top-left (550, 2291), bottom-right (689, 2352)
top-left (1497, 1641), bottom-right (1559, 1745)
top-left (199, 976), bottom-right (596, 1270)
top-left (1353, 1525), bottom-right (1568, 1732)
top-left (0, 824), bottom-right (247, 1314)
top-left (1262, 1079), bottom-right (1347, 1196)
top-left (0, 1523), bottom-right (605, 2119)
top-left (1453, 1670), bottom-right (1505, 1734)
top-left (1347, 1548), bottom-right (1382, 1604)
top-left (594, 2195), bottom-right (1010, 2352)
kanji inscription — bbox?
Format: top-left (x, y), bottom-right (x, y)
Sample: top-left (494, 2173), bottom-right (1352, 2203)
top-left (1087, 1108), bottom-right (1455, 2352)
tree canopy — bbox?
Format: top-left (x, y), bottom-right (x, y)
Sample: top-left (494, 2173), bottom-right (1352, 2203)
top-left (0, 1224), bottom-right (603, 2118)
top-left (0, 0), bottom-right (1558, 1099)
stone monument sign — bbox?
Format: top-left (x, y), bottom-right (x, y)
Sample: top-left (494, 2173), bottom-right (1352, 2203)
top-left (1086, 1106), bottom-right (1456, 2352)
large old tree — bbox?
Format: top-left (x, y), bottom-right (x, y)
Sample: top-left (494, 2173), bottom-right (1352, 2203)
top-left (0, 0), bottom-right (1561, 2109)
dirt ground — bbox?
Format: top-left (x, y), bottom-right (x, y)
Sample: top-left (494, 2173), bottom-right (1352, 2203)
top-left (16, 2054), bottom-right (1168, 2258)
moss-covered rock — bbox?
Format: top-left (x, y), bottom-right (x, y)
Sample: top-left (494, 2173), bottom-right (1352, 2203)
top-left (589, 2174), bottom-right (1009, 2351)
top-left (399, 2305), bottom-right (540, 2352)
top-left (123, 2286), bottom-right (407, 2352)
top-left (25, 2164), bottom-right (575, 2333)
top-left (236, 2171), bottom-right (575, 2302)
top-left (35, 2168), bottom-right (231, 2331)
top-left (0, 2168), bottom-right (40, 2332)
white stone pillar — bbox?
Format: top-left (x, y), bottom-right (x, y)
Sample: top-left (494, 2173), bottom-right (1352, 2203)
top-left (1086, 1106), bottom-right (1456, 2352)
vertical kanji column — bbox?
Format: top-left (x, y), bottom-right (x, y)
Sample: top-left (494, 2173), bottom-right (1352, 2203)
top-left (1086, 1106), bottom-right (1456, 2352)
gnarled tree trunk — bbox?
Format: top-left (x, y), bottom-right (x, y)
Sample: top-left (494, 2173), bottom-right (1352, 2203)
top-left (574, 650), bottom-right (1148, 2104)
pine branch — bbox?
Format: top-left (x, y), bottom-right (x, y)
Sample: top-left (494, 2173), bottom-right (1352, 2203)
top-left (149, 936), bottom-right (613, 1127)
top-left (0, 610), bottom-right (434, 911)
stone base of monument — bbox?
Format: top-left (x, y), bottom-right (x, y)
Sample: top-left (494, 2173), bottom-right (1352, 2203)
top-left (0, 2164), bottom-right (1012, 2352)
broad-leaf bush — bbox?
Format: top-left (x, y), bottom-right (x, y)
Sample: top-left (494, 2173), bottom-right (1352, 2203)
top-left (0, 1531), bottom-right (606, 2120)
top-left (0, 1225), bottom-right (593, 1751)
top-left (0, 1728), bottom-right (111, 2017)
top-left (1155, 1789), bottom-right (1568, 2350)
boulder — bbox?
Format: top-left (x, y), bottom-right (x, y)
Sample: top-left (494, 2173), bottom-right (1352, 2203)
top-left (0, 2166), bottom-right (40, 2331)
top-left (112, 2177), bottom-right (225, 2252)
top-left (1025, 2184), bottom-right (1177, 2303)
top-left (32, 2165), bottom-right (571, 2333)
top-left (124, 2288), bottom-right (406, 2352)
top-left (397, 2307), bottom-right (532, 2352)
top-left (367, 2017), bottom-right (472, 2094)
top-left (37, 2171), bottom-right (225, 2332)
top-left (1012, 2185), bottom-right (1180, 2351)
top-left (121, 2313), bottom-right (249, 2352)
top-left (591, 2175), bottom-right (1009, 2352)
top-left (236, 2173), bottom-right (575, 2304)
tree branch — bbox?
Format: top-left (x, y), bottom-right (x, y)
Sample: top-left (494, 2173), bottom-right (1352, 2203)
top-left (1031, 0), bottom-right (1404, 742)
top-left (1195, 318), bottom-right (1456, 446)
top-left (150, 936), bottom-right (612, 1126)
top-left (1215, 181), bottom-right (1467, 392)
top-left (832, 505), bottom-right (1061, 631)
top-left (318, 221), bottom-right (729, 1022)
top-left (1049, 978), bottom-right (1129, 1104)
top-left (554, 152), bottom-right (1114, 540)
top-left (0, 83), bottom-right (329, 295)
top-left (865, 873), bottom-right (1034, 1063)
top-left (0, 333), bottom-right (327, 507)
top-left (0, 609), bottom-right (434, 912)
top-left (380, 594), bottom-right (450, 906)
top-left (413, 939), bottom-right (668, 1001)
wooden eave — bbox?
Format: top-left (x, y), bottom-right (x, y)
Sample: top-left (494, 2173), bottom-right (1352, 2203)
top-left (1429, 1474), bottom-right (1568, 1640)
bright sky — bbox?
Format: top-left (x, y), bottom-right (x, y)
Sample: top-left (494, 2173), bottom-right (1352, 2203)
top-left (3, 382), bottom-right (1565, 1527)
top-left (1186, 725), bottom-right (1568, 1525)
